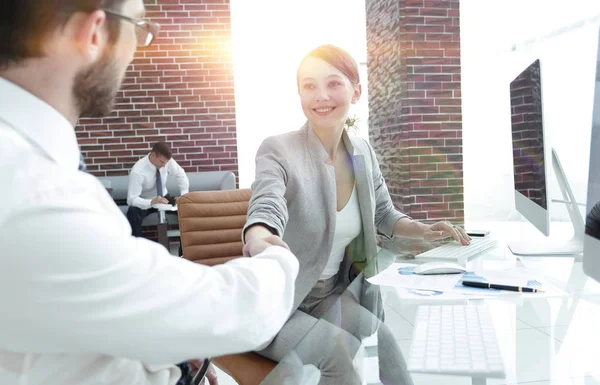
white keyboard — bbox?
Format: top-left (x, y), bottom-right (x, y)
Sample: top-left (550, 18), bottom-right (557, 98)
top-left (415, 237), bottom-right (498, 261)
top-left (408, 305), bottom-right (505, 377)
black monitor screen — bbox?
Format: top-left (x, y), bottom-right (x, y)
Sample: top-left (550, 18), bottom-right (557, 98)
top-left (586, 51), bottom-right (600, 240)
top-left (510, 59), bottom-right (547, 210)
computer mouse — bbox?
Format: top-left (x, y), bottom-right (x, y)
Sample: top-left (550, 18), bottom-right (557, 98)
top-left (413, 262), bottom-right (466, 275)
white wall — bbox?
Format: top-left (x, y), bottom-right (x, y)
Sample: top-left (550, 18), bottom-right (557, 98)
top-left (460, 0), bottom-right (600, 225)
top-left (230, 0), bottom-right (369, 188)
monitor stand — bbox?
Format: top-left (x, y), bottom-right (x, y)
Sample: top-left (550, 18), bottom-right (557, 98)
top-left (508, 148), bottom-right (584, 258)
top-left (507, 237), bottom-right (582, 256)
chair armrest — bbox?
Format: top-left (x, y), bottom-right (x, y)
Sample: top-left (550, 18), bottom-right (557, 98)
top-left (219, 171), bottom-right (236, 190)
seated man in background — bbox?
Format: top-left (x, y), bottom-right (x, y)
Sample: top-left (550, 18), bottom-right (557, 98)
top-left (127, 141), bottom-right (189, 237)
top-left (0, 1), bottom-right (299, 385)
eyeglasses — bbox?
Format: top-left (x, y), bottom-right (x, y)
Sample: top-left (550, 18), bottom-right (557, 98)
top-left (102, 9), bottom-right (160, 47)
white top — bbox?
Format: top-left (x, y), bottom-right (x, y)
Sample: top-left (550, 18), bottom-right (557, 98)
top-left (0, 77), bottom-right (299, 385)
top-left (127, 154), bottom-right (189, 210)
top-left (320, 186), bottom-right (362, 280)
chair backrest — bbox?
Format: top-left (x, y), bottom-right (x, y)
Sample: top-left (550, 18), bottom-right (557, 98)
top-left (178, 189), bottom-right (252, 265)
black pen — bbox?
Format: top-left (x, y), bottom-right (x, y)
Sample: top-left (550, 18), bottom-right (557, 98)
top-left (462, 280), bottom-right (544, 293)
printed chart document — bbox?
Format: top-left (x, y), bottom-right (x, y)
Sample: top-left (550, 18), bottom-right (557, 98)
top-left (452, 267), bottom-right (567, 298)
top-left (367, 263), bottom-right (567, 300)
top-left (367, 263), bottom-right (462, 291)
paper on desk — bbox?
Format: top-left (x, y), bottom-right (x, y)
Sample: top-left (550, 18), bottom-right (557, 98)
top-left (478, 267), bottom-right (530, 286)
top-left (368, 263), bottom-right (568, 300)
top-left (448, 268), bottom-right (567, 298)
top-left (367, 263), bottom-right (463, 291)
top-left (450, 271), bottom-right (511, 297)
top-left (383, 286), bottom-right (486, 302)
top-left (152, 203), bottom-right (177, 211)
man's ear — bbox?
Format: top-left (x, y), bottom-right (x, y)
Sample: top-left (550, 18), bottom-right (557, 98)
top-left (73, 10), bottom-right (109, 62)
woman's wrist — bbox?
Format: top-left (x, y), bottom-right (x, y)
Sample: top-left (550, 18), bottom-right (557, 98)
top-left (408, 220), bottom-right (430, 240)
top-left (393, 217), bottom-right (430, 239)
top-left (244, 224), bottom-right (275, 242)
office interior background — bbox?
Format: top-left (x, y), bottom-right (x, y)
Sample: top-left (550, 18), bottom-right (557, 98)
top-left (76, 0), bottom-right (600, 233)
top-left (66, 1), bottom-right (600, 384)
top-left (231, 0), bottom-right (600, 226)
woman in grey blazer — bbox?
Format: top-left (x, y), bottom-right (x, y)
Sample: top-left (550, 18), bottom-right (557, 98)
top-left (243, 45), bottom-right (471, 385)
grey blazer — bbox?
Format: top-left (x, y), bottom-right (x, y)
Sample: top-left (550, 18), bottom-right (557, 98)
top-left (244, 122), bottom-right (407, 313)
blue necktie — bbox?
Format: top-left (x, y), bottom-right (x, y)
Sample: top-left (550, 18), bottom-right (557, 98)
top-left (78, 153), bottom-right (88, 172)
top-left (156, 168), bottom-right (163, 197)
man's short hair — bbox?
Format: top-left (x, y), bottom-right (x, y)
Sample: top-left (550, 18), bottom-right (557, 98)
top-left (0, 0), bottom-right (126, 69)
top-left (151, 142), bottom-right (173, 159)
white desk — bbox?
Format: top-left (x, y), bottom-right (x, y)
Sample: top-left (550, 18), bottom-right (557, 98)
top-left (379, 221), bottom-right (600, 385)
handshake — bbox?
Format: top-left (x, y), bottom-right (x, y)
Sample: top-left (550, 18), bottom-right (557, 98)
top-left (242, 234), bottom-right (290, 257)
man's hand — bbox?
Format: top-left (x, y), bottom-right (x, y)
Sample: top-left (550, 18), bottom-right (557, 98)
top-left (189, 359), bottom-right (218, 385)
top-left (151, 196), bottom-right (169, 205)
top-left (243, 234), bottom-right (290, 257)
top-left (202, 363), bottom-right (218, 385)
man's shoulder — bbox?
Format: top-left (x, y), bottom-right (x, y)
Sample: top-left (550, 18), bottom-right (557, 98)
top-left (0, 125), bottom-right (41, 203)
top-left (0, 123), bottom-right (124, 231)
top-left (1, 150), bottom-right (101, 222)
top-left (130, 155), bottom-right (149, 174)
top-left (167, 157), bottom-right (182, 168)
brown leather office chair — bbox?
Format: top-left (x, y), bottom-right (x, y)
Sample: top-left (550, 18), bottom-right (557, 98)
top-left (178, 189), bottom-right (277, 385)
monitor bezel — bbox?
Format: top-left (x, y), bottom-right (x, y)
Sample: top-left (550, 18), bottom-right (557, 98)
top-left (583, 26), bottom-right (600, 282)
top-left (510, 58), bottom-right (551, 237)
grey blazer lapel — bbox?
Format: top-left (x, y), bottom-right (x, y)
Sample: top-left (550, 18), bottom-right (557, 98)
top-left (342, 132), bottom-right (381, 277)
top-left (351, 154), bottom-right (374, 254)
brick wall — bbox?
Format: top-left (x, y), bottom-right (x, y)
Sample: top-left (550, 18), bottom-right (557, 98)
top-left (76, 0), bottom-right (238, 180)
top-left (510, 59), bottom-right (547, 209)
top-left (365, 0), bottom-right (464, 224)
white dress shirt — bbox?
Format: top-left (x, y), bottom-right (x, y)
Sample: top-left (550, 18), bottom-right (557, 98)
top-left (0, 77), bottom-right (299, 385)
top-left (127, 155), bottom-right (189, 210)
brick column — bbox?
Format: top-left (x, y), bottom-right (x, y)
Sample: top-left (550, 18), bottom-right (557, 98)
top-left (366, 0), bottom-right (464, 224)
top-left (76, 0), bottom-right (238, 181)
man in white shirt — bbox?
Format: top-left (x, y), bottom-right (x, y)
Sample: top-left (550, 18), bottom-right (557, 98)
top-left (0, 1), bottom-right (297, 385)
top-left (127, 141), bottom-right (189, 237)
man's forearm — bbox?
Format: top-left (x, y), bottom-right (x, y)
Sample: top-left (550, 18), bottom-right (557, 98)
top-left (130, 196), bottom-right (153, 210)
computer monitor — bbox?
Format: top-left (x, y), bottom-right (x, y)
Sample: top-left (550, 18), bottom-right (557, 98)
top-left (583, 28), bottom-right (600, 282)
top-left (509, 59), bottom-right (549, 235)
top-left (507, 59), bottom-right (585, 256)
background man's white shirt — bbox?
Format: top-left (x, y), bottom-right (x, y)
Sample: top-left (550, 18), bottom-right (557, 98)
top-left (127, 155), bottom-right (190, 209)
top-left (0, 78), bottom-right (298, 385)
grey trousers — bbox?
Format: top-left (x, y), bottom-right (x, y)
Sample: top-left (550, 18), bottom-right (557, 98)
top-left (258, 274), bottom-right (413, 385)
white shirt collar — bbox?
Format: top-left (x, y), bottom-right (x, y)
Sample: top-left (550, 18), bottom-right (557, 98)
top-left (0, 77), bottom-right (80, 170)
top-left (144, 153), bottom-right (158, 171)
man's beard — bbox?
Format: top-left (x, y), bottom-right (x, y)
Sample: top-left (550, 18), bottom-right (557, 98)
top-left (73, 53), bottom-right (122, 118)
